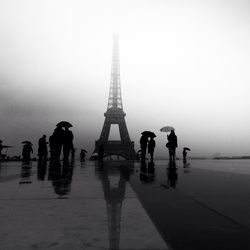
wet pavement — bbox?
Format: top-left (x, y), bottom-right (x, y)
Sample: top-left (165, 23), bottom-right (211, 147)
top-left (1, 159), bottom-right (250, 249)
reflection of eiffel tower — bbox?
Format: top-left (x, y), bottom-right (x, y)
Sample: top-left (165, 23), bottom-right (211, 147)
top-left (95, 162), bottom-right (132, 250)
top-left (91, 34), bottom-right (136, 160)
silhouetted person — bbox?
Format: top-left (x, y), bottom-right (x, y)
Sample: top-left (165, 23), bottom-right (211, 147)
top-left (53, 126), bottom-right (65, 161)
top-left (167, 130), bottom-right (178, 162)
top-left (22, 143), bottom-right (33, 161)
top-left (98, 145), bottom-right (104, 162)
top-left (183, 148), bottom-right (188, 163)
top-left (38, 135), bottom-right (48, 160)
top-left (140, 135), bottom-right (148, 161)
top-left (80, 149), bottom-right (86, 161)
top-left (148, 137), bottom-right (156, 162)
top-left (63, 127), bottom-right (74, 161)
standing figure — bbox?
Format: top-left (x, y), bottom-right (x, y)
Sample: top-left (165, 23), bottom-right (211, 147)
top-left (22, 143), bottom-right (33, 161)
top-left (53, 126), bottom-right (65, 161)
top-left (148, 137), bottom-right (156, 162)
top-left (63, 127), bottom-right (74, 160)
top-left (140, 135), bottom-right (148, 161)
top-left (167, 130), bottom-right (178, 162)
top-left (38, 135), bottom-right (48, 160)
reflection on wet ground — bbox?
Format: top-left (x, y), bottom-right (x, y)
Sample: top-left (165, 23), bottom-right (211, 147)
top-left (1, 159), bottom-right (250, 249)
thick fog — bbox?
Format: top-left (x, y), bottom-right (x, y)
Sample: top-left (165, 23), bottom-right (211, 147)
top-left (0, 0), bottom-right (250, 158)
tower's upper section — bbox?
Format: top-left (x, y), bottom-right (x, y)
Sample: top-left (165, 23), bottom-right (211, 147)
top-left (107, 34), bottom-right (123, 110)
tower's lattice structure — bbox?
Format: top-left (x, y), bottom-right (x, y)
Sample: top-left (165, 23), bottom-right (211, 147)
top-left (91, 34), bottom-right (136, 160)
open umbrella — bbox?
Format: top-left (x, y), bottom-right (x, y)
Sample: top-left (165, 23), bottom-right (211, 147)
top-left (160, 126), bottom-right (175, 133)
top-left (184, 147), bottom-right (191, 151)
top-left (22, 141), bottom-right (32, 145)
top-left (56, 121), bottom-right (73, 128)
top-left (141, 131), bottom-right (156, 138)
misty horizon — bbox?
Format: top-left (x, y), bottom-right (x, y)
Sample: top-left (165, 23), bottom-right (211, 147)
top-left (1, 0), bottom-right (250, 158)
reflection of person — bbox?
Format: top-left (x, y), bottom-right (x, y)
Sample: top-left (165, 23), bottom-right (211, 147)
top-left (37, 160), bottom-right (47, 181)
top-left (22, 143), bottom-right (33, 161)
top-left (148, 137), bottom-right (156, 161)
top-left (167, 130), bottom-right (177, 162)
top-left (167, 162), bottom-right (178, 188)
top-left (140, 135), bottom-right (148, 161)
top-left (38, 135), bottom-right (48, 160)
top-left (20, 161), bottom-right (32, 184)
top-left (48, 161), bottom-right (74, 196)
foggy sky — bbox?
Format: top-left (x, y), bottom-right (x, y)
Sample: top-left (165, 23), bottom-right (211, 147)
top-left (0, 0), bottom-right (250, 158)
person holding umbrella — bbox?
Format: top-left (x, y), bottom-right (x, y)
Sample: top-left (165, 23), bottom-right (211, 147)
top-left (51, 121), bottom-right (73, 161)
top-left (167, 130), bottom-right (178, 162)
top-left (148, 136), bottom-right (156, 162)
top-left (160, 126), bottom-right (177, 163)
top-left (140, 131), bottom-right (156, 161)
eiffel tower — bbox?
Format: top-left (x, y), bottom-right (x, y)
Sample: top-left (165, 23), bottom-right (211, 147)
top-left (91, 34), bottom-right (136, 160)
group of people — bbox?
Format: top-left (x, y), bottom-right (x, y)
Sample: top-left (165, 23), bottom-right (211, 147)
top-left (48, 126), bottom-right (74, 161)
top-left (4, 127), bottom-right (187, 163)
top-left (139, 129), bottom-right (178, 163)
top-left (20, 124), bottom-right (75, 161)
top-left (139, 135), bottom-right (156, 161)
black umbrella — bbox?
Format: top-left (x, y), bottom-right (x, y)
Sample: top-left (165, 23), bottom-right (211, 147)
top-left (141, 131), bottom-right (156, 138)
top-left (56, 121), bottom-right (73, 128)
top-left (184, 147), bottom-right (191, 151)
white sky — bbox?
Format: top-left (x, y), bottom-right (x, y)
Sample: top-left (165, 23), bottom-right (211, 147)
top-left (0, 0), bottom-right (250, 158)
